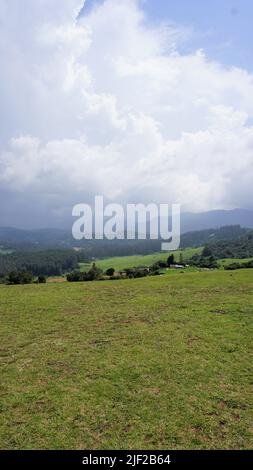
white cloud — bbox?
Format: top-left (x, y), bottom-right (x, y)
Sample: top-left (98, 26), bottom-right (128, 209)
top-left (0, 0), bottom-right (253, 226)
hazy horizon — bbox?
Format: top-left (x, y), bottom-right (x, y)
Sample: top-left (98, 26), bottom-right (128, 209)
top-left (0, 207), bottom-right (253, 231)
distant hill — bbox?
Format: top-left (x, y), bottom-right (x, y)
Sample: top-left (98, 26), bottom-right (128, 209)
top-left (0, 209), bottom-right (253, 251)
top-left (180, 209), bottom-right (253, 233)
top-left (0, 227), bottom-right (72, 248)
top-left (180, 225), bottom-right (249, 248)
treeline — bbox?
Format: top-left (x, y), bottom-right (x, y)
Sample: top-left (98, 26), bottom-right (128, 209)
top-left (188, 255), bottom-right (219, 269)
top-left (0, 249), bottom-right (89, 278)
top-left (67, 265), bottom-right (159, 283)
top-left (1, 225), bottom-right (248, 256)
top-left (1, 225), bottom-right (252, 280)
top-left (186, 232), bottom-right (253, 268)
top-left (67, 255), bottom-right (178, 283)
top-left (53, 226), bottom-right (252, 260)
top-left (4, 271), bottom-right (47, 285)
top-left (71, 239), bottom-right (163, 259)
top-left (224, 260), bottom-right (253, 270)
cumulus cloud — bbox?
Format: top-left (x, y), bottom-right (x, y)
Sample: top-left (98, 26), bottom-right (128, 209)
top-left (0, 0), bottom-right (253, 227)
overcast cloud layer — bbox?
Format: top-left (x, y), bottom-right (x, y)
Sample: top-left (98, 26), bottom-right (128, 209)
top-left (1, 0), bottom-right (253, 228)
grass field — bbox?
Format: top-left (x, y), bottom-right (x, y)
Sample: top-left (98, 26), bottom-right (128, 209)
top-left (80, 247), bottom-right (203, 272)
top-left (0, 269), bottom-right (252, 450)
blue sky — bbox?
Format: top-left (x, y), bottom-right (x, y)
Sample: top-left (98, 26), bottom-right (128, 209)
top-left (81, 0), bottom-right (253, 71)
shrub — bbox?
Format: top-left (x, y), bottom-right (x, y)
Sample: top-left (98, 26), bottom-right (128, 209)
top-left (157, 260), bottom-right (167, 268)
top-left (224, 263), bottom-right (241, 271)
top-left (7, 270), bottom-right (33, 285)
top-left (105, 267), bottom-right (115, 276)
top-left (67, 270), bottom-right (87, 282)
top-left (67, 264), bottom-right (103, 282)
top-left (167, 254), bottom-right (175, 266)
top-left (85, 264), bottom-right (103, 281)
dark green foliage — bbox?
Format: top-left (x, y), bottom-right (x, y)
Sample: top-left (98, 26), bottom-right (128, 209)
top-left (153, 260), bottom-right (167, 268)
top-left (66, 270), bottom-right (87, 282)
top-left (225, 260), bottom-right (253, 270)
top-left (167, 254), bottom-right (175, 266)
top-left (133, 270), bottom-right (146, 278)
top-left (7, 270), bottom-right (33, 285)
top-left (0, 250), bottom-right (86, 277)
top-left (202, 246), bottom-right (213, 257)
top-left (189, 255), bottom-right (218, 269)
top-left (125, 268), bottom-right (135, 277)
top-left (37, 275), bottom-right (47, 284)
top-left (67, 264), bottom-right (103, 282)
top-left (150, 263), bottom-right (160, 272)
top-left (85, 264), bottom-right (103, 281)
top-left (105, 267), bottom-right (115, 276)
top-left (124, 267), bottom-right (150, 278)
top-left (180, 225), bottom-right (249, 248)
top-left (67, 264), bottom-right (152, 283)
top-left (224, 263), bottom-right (242, 271)
top-left (201, 233), bottom-right (253, 260)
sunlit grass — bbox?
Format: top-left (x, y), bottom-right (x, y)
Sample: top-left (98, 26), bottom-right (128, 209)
top-left (80, 247), bottom-right (203, 272)
top-left (0, 269), bottom-right (252, 449)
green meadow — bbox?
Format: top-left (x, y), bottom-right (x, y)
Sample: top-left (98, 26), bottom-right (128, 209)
top-left (0, 269), bottom-right (252, 450)
top-left (80, 247), bottom-right (203, 272)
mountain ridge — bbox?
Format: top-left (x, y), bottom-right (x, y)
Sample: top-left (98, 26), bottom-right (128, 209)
top-left (1, 209), bottom-right (253, 248)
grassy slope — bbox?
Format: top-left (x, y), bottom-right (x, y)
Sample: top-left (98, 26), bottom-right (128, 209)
top-left (219, 258), bottom-right (253, 268)
top-left (80, 247), bottom-right (203, 272)
top-left (0, 270), bottom-right (252, 450)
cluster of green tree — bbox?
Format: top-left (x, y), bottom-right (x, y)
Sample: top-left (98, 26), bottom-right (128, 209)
top-left (187, 233), bottom-right (253, 268)
top-left (0, 250), bottom-right (89, 277)
top-left (224, 260), bottom-right (253, 270)
top-left (6, 270), bottom-right (34, 285)
top-left (74, 240), bottom-right (163, 259)
top-left (148, 254), bottom-right (180, 270)
top-left (67, 263), bottom-right (153, 282)
top-left (67, 255), bottom-right (181, 283)
top-left (2, 271), bottom-right (47, 285)
top-left (68, 225), bottom-right (250, 258)
top-left (200, 233), bottom-right (253, 260)
top-left (67, 264), bottom-right (103, 282)
top-left (123, 267), bottom-right (154, 279)
top-left (188, 255), bottom-right (219, 269)
top-left (0, 228), bottom-right (164, 255)
top-left (0, 238), bottom-right (170, 266)
top-left (180, 225), bottom-right (248, 248)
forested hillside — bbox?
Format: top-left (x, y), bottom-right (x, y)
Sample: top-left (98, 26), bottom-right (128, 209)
top-left (0, 250), bottom-right (87, 277)
top-left (1, 225), bottom-right (253, 278)
top-left (201, 233), bottom-right (253, 259)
